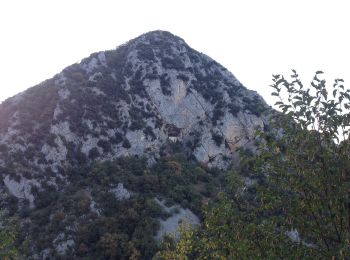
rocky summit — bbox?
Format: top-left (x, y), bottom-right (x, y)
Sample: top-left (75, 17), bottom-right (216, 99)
top-left (0, 31), bottom-right (270, 258)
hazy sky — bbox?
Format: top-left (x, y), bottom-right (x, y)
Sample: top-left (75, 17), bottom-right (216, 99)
top-left (0, 0), bottom-right (349, 106)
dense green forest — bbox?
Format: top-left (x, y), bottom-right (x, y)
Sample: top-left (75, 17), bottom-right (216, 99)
top-left (1, 148), bottom-right (225, 259)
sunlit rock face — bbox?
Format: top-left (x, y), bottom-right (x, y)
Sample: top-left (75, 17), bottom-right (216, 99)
top-left (0, 30), bottom-right (269, 197)
top-left (154, 198), bottom-right (200, 241)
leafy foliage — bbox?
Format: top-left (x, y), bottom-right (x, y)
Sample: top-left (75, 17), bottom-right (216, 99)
top-left (0, 212), bottom-right (23, 259)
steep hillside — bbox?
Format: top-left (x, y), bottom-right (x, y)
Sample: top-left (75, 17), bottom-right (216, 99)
top-left (0, 30), bottom-right (270, 258)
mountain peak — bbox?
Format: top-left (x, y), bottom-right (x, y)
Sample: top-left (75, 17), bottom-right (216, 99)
top-left (0, 31), bottom-right (270, 258)
top-left (137, 30), bottom-right (181, 38)
top-left (134, 30), bottom-right (185, 43)
top-left (0, 30), bottom-right (268, 175)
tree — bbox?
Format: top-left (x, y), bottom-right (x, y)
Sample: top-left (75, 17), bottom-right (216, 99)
top-left (0, 211), bottom-right (22, 259)
top-left (159, 71), bottom-right (350, 258)
top-left (98, 232), bottom-right (129, 258)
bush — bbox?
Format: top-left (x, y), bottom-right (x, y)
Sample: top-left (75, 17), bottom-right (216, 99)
top-left (88, 147), bottom-right (100, 160)
top-left (160, 74), bottom-right (171, 96)
top-left (161, 57), bottom-right (185, 71)
top-left (97, 140), bottom-right (112, 153)
top-left (122, 139), bottom-right (131, 149)
top-left (212, 133), bottom-right (223, 147)
top-left (136, 43), bottom-right (156, 62)
top-left (110, 132), bottom-right (123, 144)
top-left (177, 74), bottom-right (189, 82)
top-left (143, 126), bottom-right (156, 141)
top-left (228, 104), bottom-right (240, 116)
top-left (212, 108), bottom-right (224, 126)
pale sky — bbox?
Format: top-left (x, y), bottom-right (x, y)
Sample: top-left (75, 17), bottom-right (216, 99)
top-left (0, 0), bottom-right (349, 106)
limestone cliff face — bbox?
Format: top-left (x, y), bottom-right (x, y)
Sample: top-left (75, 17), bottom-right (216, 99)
top-left (0, 30), bottom-right (269, 196)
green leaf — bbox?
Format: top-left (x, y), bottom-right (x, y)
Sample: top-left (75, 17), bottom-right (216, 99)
top-left (333, 89), bottom-right (337, 97)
